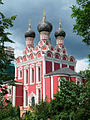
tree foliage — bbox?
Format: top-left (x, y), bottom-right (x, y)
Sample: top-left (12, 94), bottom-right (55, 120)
top-left (71, 0), bottom-right (90, 45)
top-left (49, 77), bottom-right (89, 120)
top-left (0, 0), bottom-right (16, 102)
top-left (23, 76), bottom-right (89, 120)
top-left (0, 104), bottom-right (20, 120)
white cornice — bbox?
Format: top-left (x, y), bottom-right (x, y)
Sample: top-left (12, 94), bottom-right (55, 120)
top-left (15, 57), bottom-right (43, 67)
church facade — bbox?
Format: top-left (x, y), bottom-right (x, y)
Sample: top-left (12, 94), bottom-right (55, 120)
top-left (12, 12), bottom-right (85, 109)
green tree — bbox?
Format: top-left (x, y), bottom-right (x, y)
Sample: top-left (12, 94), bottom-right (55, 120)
top-left (0, 104), bottom-right (20, 120)
top-left (0, 0), bottom-right (17, 119)
top-left (71, 0), bottom-right (90, 45)
top-left (0, 0), bottom-right (16, 106)
top-left (35, 101), bottom-right (50, 120)
top-left (49, 77), bottom-right (89, 120)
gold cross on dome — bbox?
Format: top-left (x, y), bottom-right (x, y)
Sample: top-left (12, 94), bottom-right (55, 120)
top-left (43, 8), bottom-right (46, 22)
top-left (29, 18), bottom-right (31, 28)
top-left (59, 18), bottom-right (61, 30)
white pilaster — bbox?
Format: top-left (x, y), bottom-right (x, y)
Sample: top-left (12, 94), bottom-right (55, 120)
top-left (51, 76), bottom-right (53, 99)
top-left (52, 60), bottom-right (54, 71)
top-left (43, 56), bottom-right (45, 101)
top-left (12, 86), bottom-right (15, 106)
top-left (60, 63), bottom-right (62, 68)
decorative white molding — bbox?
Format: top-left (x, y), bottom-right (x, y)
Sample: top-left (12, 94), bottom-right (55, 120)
top-left (76, 77), bottom-right (82, 85)
top-left (36, 85), bottom-right (41, 104)
top-left (51, 76), bottom-right (53, 99)
top-left (24, 67), bottom-right (29, 85)
top-left (52, 60), bottom-right (54, 72)
top-left (18, 67), bottom-right (23, 80)
top-left (15, 57), bottom-right (43, 67)
top-left (28, 92), bottom-right (36, 106)
top-left (30, 65), bottom-right (35, 85)
top-left (36, 63), bottom-right (41, 84)
top-left (43, 56), bottom-right (45, 101)
top-left (12, 86), bottom-right (16, 106)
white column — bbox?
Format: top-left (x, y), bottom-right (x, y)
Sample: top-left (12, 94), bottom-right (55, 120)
top-left (15, 66), bottom-right (16, 81)
top-left (24, 69), bottom-right (26, 85)
top-left (52, 60), bottom-right (54, 71)
top-left (60, 63), bottom-right (62, 68)
top-left (43, 56), bottom-right (45, 101)
top-left (51, 76), bottom-right (53, 99)
top-left (67, 64), bottom-right (69, 68)
top-left (12, 86), bottom-right (15, 106)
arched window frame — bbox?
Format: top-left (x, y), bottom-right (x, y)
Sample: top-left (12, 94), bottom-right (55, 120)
top-left (47, 51), bottom-right (53, 57)
top-left (62, 55), bottom-right (68, 61)
top-left (55, 53), bottom-right (60, 59)
top-left (30, 64), bottom-right (35, 85)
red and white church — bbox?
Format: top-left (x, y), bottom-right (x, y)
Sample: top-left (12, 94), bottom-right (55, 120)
top-left (12, 12), bottom-right (85, 109)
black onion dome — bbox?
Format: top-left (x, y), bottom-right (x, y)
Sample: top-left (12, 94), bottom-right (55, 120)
top-left (25, 24), bottom-right (35, 38)
top-left (37, 19), bottom-right (52, 33)
top-left (55, 29), bottom-right (66, 38)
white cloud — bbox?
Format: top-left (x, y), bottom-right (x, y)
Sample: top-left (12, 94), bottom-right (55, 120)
top-left (76, 59), bottom-right (89, 72)
top-left (14, 49), bottom-right (23, 58)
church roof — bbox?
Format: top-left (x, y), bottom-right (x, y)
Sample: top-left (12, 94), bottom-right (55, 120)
top-left (45, 67), bottom-right (84, 78)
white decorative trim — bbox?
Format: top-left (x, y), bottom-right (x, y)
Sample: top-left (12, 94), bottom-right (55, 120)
top-left (15, 66), bottom-right (17, 81)
top-left (15, 57), bottom-right (43, 67)
top-left (76, 77), bottom-right (82, 85)
top-left (30, 64), bottom-right (35, 85)
top-left (45, 74), bottom-right (69, 77)
top-left (18, 67), bottom-right (23, 80)
top-left (52, 60), bottom-right (54, 71)
top-left (24, 66), bottom-right (29, 85)
top-left (43, 56), bottom-right (45, 101)
top-left (28, 92), bottom-right (36, 106)
top-left (36, 85), bottom-right (41, 104)
top-left (51, 76), bottom-right (53, 99)
top-left (12, 86), bottom-right (16, 106)
top-left (36, 63), bottom-right (41, 83)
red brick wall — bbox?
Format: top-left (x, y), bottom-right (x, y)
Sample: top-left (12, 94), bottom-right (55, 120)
top-left (62, 64), bottom-right (67, 68)
top-left (54, 63), bottom-right (60, 71)
top-left (46, 61), bottom-right (52, 74)
top-left (15, 85), bottom-right (23, 106)
top-left (69, 65), bottom-right (74, 71)
top-left (45, 77), bottom-right (51, 102)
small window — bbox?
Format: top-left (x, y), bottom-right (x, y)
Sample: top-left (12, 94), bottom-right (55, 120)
top-left (20, 71), bottom-right (22, 78)
top-left (26, 70), bottom-right (28, 84)
top-left (77, 81), bottom-right (80, 85)
top-left (38, 67), bottom-right (41, 82)
top-left (32, 68), bottom-right (34, 83)
top-left (26, 91), bottom-right (28, 106)
top-left (31, 97), bottom-right (35, 107)
top-left (38, 89), bottom-right (41, 104)
top-left (9, 89), bottom-right (11, 94)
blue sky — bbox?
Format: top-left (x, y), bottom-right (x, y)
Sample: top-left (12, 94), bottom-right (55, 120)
top-left (1, 0), bottom-right (90, 72)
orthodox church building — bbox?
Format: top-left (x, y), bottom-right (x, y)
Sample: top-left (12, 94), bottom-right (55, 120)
top-left (12, 11), bottom-right (85, 109)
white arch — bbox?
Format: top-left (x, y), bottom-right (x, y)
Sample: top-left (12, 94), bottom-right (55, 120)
top-left (28, 92), bottom-right (36, 106)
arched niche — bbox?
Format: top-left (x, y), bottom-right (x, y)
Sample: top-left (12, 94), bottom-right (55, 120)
top-left (23, 56), bottom-right (27, 61)
top-left (28, 92), bottom-right (36, 106)
top-left (36, 51), bottom-right (42, 58)
top-left (62, 55), bottom-right (68, 60)
top-left (41, 45), bottom-right (48, 51)
top-left (28, 53), bottom-right (34, 60)
top-left (47, 51), bottom-right (53, 57)
top-left (69, 56), bottom-right (75, 62)
top-left (55, 53), bottom-right (60, 59)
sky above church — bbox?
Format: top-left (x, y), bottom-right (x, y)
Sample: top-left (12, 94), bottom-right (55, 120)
top-left (1, 0), bottom-right (89, 72)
